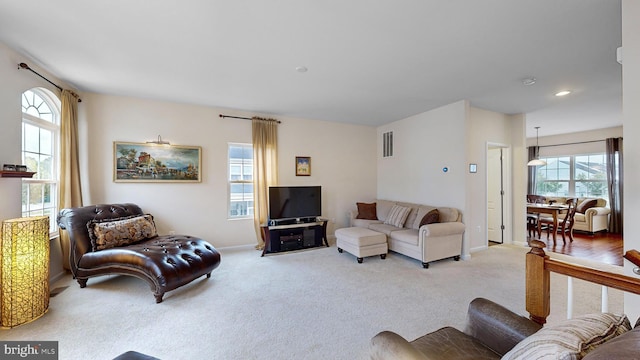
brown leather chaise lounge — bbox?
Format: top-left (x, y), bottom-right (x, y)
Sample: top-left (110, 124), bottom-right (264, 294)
top-left (57, 203), bottom-right (221, 303)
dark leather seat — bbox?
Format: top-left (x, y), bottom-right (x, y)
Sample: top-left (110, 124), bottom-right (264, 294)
top-left (57, 203), bottom-right (221, 303)
top-left (370, 298), bottom-right (542, 359)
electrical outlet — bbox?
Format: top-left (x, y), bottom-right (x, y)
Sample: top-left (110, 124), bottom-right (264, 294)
top-left (476, 226), bottom-right (481, 233)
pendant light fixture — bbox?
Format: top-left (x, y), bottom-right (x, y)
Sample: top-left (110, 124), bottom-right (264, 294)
top-left (527, 127), bottom-right (547, 166)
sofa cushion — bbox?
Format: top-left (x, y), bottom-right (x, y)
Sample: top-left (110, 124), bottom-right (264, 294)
top-left (352, 218), bottom-right (382, 228)
top-left (583, 326), bottom-right (640, 359)
top-left (375, 200), bottom-right (397, 222)
top-left (419, 209), bottom-right (440, 227)
top-left (397, 202), bottom-right (419, 229)
top-left (87, 214), bottom-right (158, 251)
top-left (576, 199), bottom-right (598, 214)
top-left (411, 326), bottom-right (502, 359)
top-left (356, 202), bottom-right (378, 220)
top-left (384, 205), bottom-right (411, 228)
top-left (502, 312), bottom-right (631, 360)
top-left (368, 223), bottom-right (402, 236)
top-left (389, 229), bottom-right (419, 246)
top-left (437, 207), bottom-right (460, 223)
top-left (412, 206), bottom-right (437, 229)
top-left (574, 213), bottom-right (586, 223)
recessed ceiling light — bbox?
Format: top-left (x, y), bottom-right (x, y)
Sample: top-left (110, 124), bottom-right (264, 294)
top-left (522, 77), bottom-right (536, 86)
top-left (555, 90), bottom-right (571, 97)
top-left (295, 66), bottom-right (308, 73)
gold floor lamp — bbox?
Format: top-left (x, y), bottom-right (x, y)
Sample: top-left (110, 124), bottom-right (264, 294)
top-left (0, 216), bottom-right (50, 328)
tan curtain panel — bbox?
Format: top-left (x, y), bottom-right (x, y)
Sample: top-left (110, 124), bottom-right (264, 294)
top-left (252, 117), bottom-right (279, 249)
top-left (59, 89), bottom-right (83, 269)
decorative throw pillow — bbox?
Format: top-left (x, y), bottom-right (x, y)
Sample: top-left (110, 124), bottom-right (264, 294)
top-left (356, 202), bottom-right (377, 220)
top-left (384, 205), bottom-right (411, 228)
top-left (576, 199), bottom-right (598, 214)
top-left (87, 214), bottom-right (158, 251)
top-left (419, 209), bottom-right (439, 227)
top-left (502, 312), bottom-right (631, 360)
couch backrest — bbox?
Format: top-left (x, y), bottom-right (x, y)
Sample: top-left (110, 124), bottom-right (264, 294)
top-left (373, 200), bottom-right (461, 229)
top-left (57, 203), bottom-right (144, 275)
top-left (545, 197), bottom-right (608, 208)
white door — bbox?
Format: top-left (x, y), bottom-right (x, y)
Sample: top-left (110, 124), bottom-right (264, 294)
top-left (487, 148), bottom-right (502, 243)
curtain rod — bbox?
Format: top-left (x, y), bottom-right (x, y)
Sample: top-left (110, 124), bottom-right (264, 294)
top-left (219, 114), bottom-right (281, 123)
top-left (538, 139), bottom-right (614, 148)
top-left (19, 63), bottom-right (81, 102)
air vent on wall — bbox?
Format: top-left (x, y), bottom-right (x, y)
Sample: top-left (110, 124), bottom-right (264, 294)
top-left (383, 131), bottom-right (393, 158)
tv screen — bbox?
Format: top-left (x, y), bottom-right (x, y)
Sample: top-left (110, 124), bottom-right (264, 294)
top-left (268, 186), bottom-right (321, 221)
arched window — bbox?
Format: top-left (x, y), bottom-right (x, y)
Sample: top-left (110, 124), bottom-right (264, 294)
top-left (21, 88), bottom-right (60, 234)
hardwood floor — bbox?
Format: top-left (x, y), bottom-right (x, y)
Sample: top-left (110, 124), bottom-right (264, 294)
top-left (527, 231), bottom-right (623, 266)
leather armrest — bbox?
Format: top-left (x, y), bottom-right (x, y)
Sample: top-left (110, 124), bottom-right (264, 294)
top-left (370, 331), bottom-right (430, 360)
top-left (463, 298), bottom-right (542, 356)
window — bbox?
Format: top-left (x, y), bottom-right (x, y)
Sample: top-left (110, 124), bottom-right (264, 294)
top-left (228, 143), bottom-right (253, 218)
top-left (536, 154), bottom-right (608, 198)
top-left (21, 88), bottom-right (60, 235)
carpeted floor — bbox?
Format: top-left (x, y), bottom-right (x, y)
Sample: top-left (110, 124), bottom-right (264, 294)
top-left (0, 244), bottom-right (623, 359)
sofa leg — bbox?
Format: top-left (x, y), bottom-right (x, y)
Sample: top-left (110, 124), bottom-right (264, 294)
top-left (380, 254), bottom-right (386, 260)
top-left (454, 256), bottom-right (460, 261)
top-left (357, 257), bottom-right (363, 264)
top-left (206, 272), bottom-right (212, 278)
top-left (338, 248), bottom-right (343, 253)
top-left (77, 278), bottom-right (87, 288)
top-left (154, 293), bottom-right (164, 303)
top-left (422, 262), bottom-right (429, 269)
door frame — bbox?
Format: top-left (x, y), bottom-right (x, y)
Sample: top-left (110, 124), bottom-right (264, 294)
top-left (486, 142), bottom-right (513, 247)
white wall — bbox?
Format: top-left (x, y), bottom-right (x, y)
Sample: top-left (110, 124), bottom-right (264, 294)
top-left (466, 107), bottom-right (523, 252)
top-left (375, 101), bottom-right (525, 258)
top-left (81, 93), bottom-right (377, 248)
top-left (622, 0), bottom-right (640, 321)
top-left (377, 101), bottom-right (467, 207)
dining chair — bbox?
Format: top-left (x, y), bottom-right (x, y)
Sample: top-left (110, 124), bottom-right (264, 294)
top-left (538, 198), bottom-right (577, 243)
top-left (526, 195), bottom-right (546, 238)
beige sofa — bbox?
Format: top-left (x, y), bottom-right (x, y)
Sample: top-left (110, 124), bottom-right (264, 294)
top-left (349, 200), bottom-right (465, 268)
top-left (545, 197), bottom-right (610, 233)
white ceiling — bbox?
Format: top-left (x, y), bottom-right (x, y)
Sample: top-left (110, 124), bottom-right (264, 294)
top-left (0, 0), bottom-right (622, 138)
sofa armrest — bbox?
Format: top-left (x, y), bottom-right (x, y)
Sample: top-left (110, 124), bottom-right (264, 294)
top-left (370, 331), bottom-right (430, 360)
top-left (348, 210), bottom-right (358, 227)
top-left (584, 207), bottom-right (610, 217)
top-left (420, 222), bottom-right (466, 237)
top-left (464, 298), bottom-right (542, 356)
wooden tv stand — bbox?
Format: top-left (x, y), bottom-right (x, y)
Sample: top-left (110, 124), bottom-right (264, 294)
top-left (261, 220), bottom-right (328, 256)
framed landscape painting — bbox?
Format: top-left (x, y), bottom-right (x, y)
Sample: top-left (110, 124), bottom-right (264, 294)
top-left (114, 142), bottom-right (202, 183)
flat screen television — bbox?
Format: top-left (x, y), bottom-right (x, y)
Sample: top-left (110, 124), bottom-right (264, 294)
top-left (268, 186), bottom-right (321, 222)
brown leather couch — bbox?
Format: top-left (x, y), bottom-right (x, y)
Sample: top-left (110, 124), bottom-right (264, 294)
top-left (57, 203), bottom-right (221, 303)
top-left (370, 298), bottom-right (542, 359)
top-left (370, 297), bottom-right (640, 359)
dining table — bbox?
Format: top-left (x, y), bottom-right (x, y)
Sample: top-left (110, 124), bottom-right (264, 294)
top-left (526, 203), bottom-right (569, 243)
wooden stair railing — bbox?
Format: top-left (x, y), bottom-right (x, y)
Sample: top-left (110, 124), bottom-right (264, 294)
top-left (625, 249), bottom-right (640, 275)
top-left (526, 240), bottom-right (640, 325)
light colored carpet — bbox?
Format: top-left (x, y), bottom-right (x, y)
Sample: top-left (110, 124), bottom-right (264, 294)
top-left (0, 244), bottom-right (623, 359)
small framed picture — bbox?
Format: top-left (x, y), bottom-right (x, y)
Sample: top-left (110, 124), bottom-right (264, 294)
top-left (469, 163), bottom-right (477, 173)
top-left (296, 156), bottom-right (311, 176)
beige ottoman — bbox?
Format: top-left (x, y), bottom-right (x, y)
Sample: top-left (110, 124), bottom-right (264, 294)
top-left (335, 227), bottom-right (388, 263)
